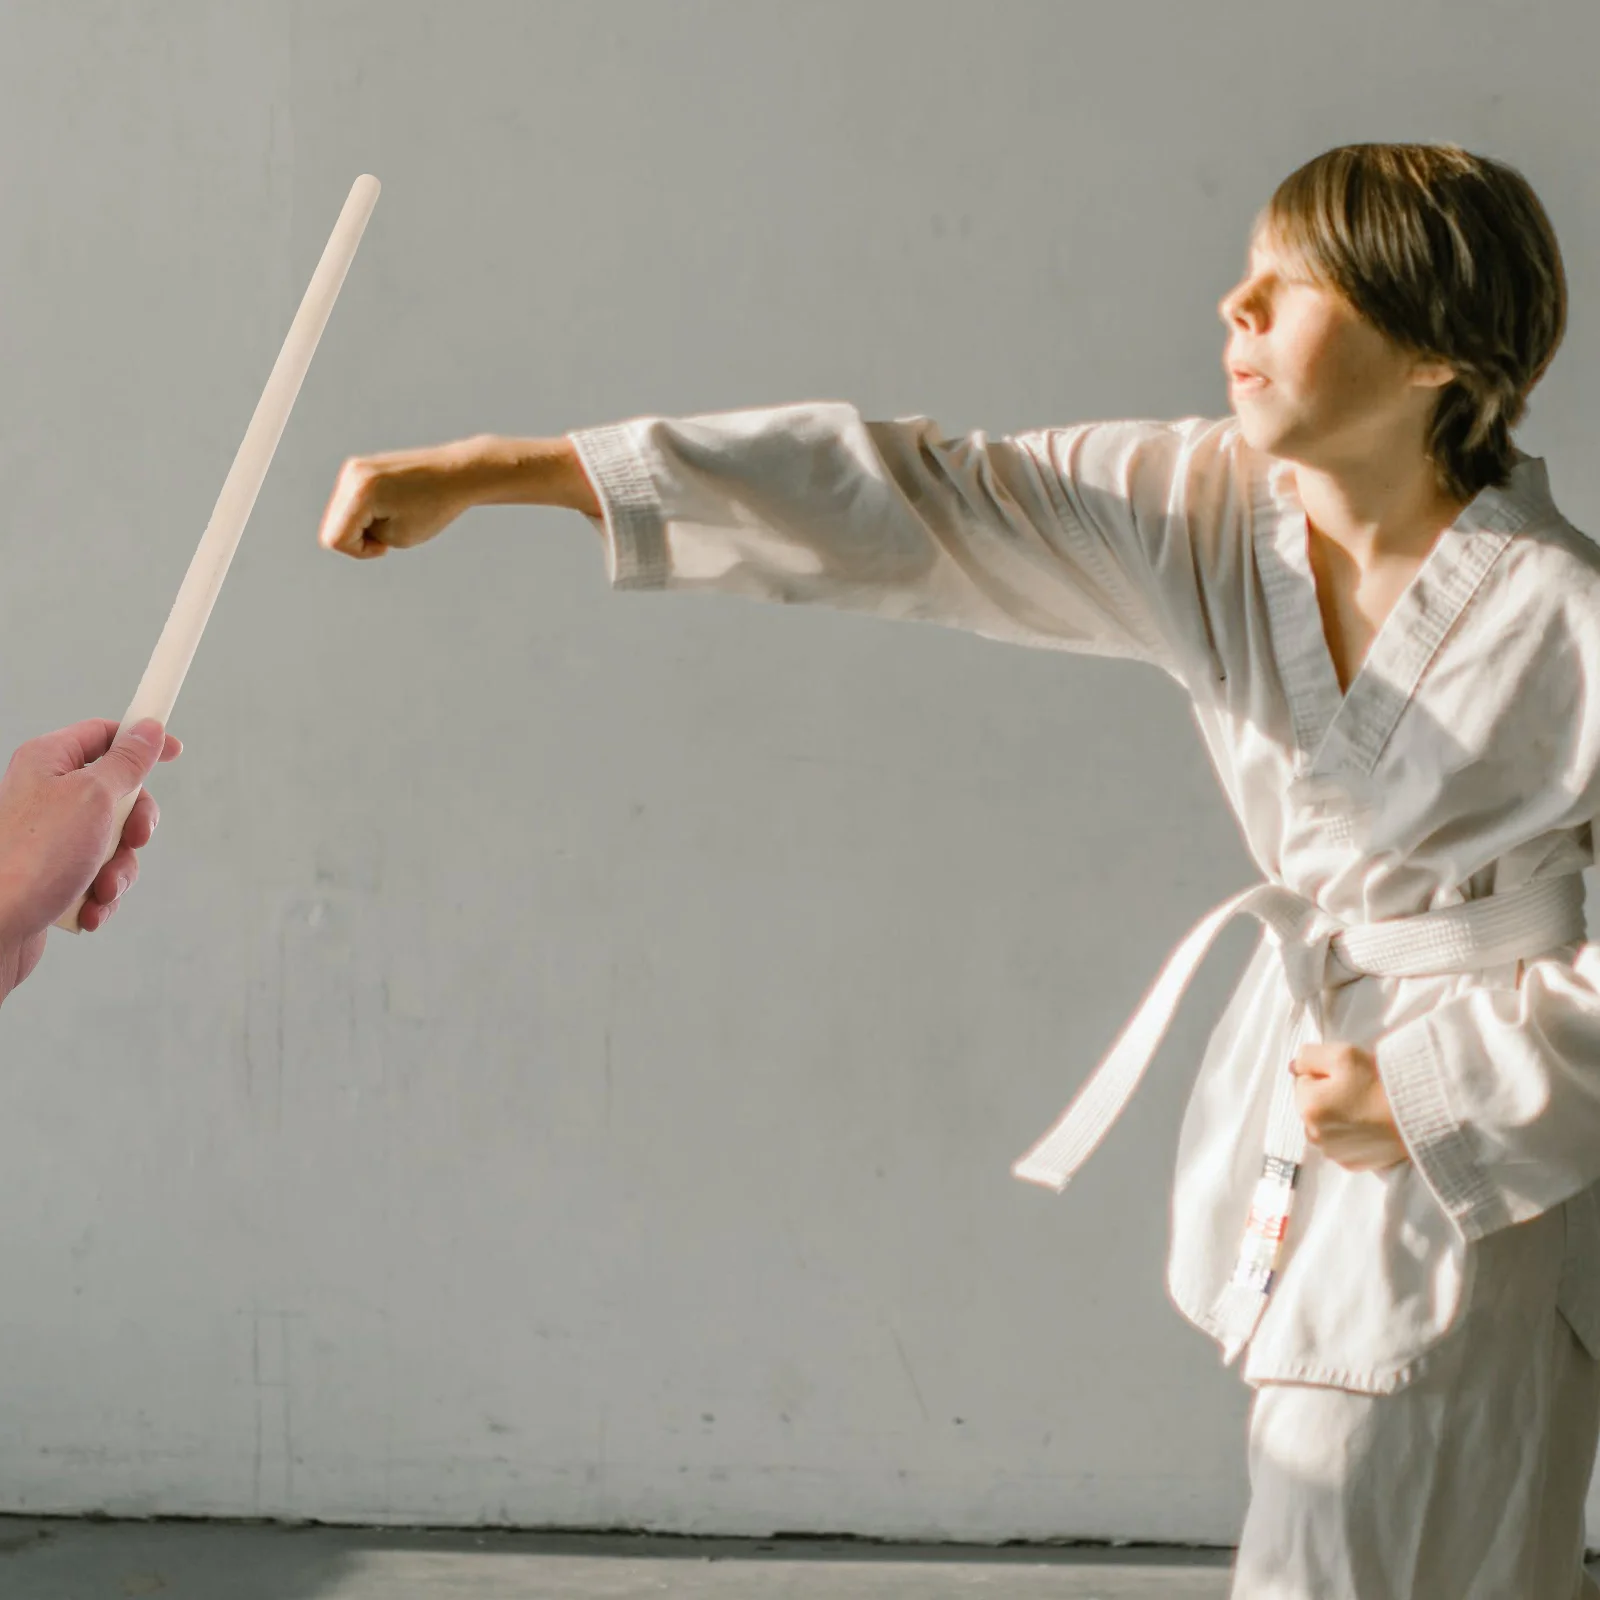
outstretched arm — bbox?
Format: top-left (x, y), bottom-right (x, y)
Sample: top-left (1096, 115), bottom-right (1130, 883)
top-left (321, 403), bottom-right (1233, 685)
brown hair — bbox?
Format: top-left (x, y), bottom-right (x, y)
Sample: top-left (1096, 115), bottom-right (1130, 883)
top-left (1260, 143), bottom-right (1567, 502)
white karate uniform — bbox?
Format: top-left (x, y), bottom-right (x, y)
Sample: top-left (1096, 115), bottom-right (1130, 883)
top-left (569, 403), bottom-right (1600, 1595)
top-left (1237, 1212), bottom-right (1600, 1598)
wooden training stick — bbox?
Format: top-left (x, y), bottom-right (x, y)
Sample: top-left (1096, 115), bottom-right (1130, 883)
top-left (54, 173), bottom-right (381, 934)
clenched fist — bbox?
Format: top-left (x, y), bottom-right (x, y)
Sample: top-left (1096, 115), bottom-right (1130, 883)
top-left (318, 434), bottom-right (602, 560)
top-left (1291, 1040), bottom-right (1410, 1172)
top-left (318, 438), bottom-right (489, 559)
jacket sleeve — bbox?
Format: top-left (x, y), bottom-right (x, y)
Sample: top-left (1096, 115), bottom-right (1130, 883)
top-left (567, 401), bottom-right (1232, 688)
top-left (1376, 937), bottom-right (1600, 1241)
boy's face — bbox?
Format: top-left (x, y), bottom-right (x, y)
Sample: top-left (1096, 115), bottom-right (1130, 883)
top-left (1218, 228), bottom-right (1452, 475)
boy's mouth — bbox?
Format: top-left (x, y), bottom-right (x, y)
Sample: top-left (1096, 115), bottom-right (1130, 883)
top-left (1224, 349), bottom-right (1270, 390)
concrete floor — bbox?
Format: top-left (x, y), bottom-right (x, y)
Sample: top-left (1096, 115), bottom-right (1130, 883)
top-left (4, 1519), bottom-right (1596, 1599)
top-left (0, 1518), bottom-right (1241, 1599)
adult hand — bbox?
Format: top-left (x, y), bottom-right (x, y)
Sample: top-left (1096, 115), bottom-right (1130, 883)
top-left (1291, 1040), bottom-right (1410, 1172)
top-left (0, 717), bottom-right (183, 1001)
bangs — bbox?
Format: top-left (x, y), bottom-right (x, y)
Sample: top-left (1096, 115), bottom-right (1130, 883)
top-left (1257, 147), bottom-right (1460, 352)
top-left (1259, 151), bottom-right (1398, 308)
top-left (1251, 211), bottom-right (1340, 299)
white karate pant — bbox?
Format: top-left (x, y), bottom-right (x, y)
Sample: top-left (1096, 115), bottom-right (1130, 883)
top-left (1231, 1213), bottom-right (1600, 1599)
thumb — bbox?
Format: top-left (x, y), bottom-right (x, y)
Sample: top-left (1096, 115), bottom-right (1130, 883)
top-left (92, 717), bottom-right (166, 798)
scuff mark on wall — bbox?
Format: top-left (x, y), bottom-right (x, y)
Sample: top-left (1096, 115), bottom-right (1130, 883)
top-left (886, 1324), bottom-right (930, 1426)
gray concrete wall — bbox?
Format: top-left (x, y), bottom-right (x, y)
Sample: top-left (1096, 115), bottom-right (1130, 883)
top-left (0, 0), bottom-right (1594, 1545)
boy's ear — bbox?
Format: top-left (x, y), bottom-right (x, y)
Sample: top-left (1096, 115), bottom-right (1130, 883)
top-left (1409, 355), bottom-right (1457, 391)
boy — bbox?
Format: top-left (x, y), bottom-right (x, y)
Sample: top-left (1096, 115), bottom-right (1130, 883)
top-left (317, 144), bottom-right (1600, 1597)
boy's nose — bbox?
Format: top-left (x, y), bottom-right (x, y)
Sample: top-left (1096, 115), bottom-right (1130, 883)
top-left (1220, 284), bottom-right (1260, 330)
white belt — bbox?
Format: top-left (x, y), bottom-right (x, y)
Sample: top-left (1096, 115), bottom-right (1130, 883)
top-left (1011, 873), bottom-right (1588, 1356)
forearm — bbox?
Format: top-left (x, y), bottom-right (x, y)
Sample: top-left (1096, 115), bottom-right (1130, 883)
top-left (453, 434), bottom-right (602, 519)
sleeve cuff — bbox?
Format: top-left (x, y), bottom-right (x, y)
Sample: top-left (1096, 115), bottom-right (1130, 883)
top-left (567, 422), bottom-right (670, 591)
top-left (1376, 1016), bottom-right (1512, 1242)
